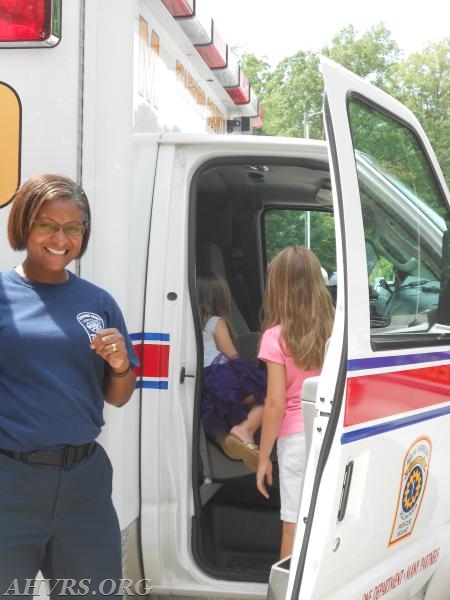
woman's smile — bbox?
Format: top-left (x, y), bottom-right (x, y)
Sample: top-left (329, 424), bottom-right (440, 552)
top-left (21, 198), bottom-right (84, 283)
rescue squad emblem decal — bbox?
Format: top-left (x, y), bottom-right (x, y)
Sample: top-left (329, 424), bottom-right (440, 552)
top-left (389, 436), bottom-right (431, 545)
top-left (77, 312), bottom-right (105, 341)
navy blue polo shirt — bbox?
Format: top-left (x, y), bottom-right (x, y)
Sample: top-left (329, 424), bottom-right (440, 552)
top-left (0, 268), bottom-right (138, 452)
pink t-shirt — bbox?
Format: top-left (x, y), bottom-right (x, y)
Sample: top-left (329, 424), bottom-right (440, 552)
top-left (258, 324), bottom-right (319, 438)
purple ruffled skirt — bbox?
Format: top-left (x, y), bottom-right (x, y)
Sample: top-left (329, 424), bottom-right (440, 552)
top-left (201, 355), bottom-right (267, 438)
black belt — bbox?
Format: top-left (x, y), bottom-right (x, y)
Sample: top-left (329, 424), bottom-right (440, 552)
top-left (0, 442), bottom-right (96, 467)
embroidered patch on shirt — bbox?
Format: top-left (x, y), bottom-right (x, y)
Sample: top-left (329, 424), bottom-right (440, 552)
top-left (77, 312), bottom-right (105, 341)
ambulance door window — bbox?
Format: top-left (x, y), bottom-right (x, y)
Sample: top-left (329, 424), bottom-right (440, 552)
top-left (347, 97), bottom-right (450, 348)
top-left (264, 208), bottom-right (336, 278)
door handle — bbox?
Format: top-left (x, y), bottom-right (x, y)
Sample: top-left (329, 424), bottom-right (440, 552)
top-left (180, 366), bottom-right (195, 384)
top-left (337, 461), bottom-right (353, 521)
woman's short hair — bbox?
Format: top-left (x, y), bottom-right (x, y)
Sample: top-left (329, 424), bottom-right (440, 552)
top-left (7, 174), bottom-right (91, 257)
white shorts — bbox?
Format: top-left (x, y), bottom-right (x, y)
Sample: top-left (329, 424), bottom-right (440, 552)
top-left (277, 433), bottom-right (306, 523)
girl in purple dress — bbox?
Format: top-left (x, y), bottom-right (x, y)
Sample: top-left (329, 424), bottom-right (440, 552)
top-left (197, 270), bottom-right (266, 472)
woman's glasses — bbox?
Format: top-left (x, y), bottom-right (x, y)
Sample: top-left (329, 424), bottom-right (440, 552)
top-left (33, 220), bottom-right (85, 237)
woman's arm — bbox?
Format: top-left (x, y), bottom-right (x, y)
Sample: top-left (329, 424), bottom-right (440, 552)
top-left (214, 318), bottom-right (239, 359)
top-left (91, 328), bottom-right (136, 407)
top-left (256, 360), bottom-right (286, 499)
top-left (103, 364), bottom-right (136, 407)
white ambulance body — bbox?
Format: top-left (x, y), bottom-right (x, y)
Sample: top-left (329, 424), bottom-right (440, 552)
top-left (2, 1), bottom-right (450, 599)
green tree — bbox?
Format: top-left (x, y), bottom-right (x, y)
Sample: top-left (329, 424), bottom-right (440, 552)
top-left (239, 52), bottom-right (271, 97)
top-left (322, 23), bottom-right (400, 86)
top-left (242, 23), bottom-right (401, 140)
top-left (388, 39), bottom-right (450, 187)
top-left (264, 210), bottom-right (336, 274)
top-left (242, 26), bottom-right (449, 184)
top-left (250, 51), bottom-right (323, 138)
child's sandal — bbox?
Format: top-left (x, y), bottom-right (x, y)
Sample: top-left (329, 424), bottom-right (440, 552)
top-left (216, 435), bottom-right (259, 472)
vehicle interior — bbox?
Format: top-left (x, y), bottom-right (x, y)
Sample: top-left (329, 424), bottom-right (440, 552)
top-left (189, 152), bottom-right (336, 582)
top-left (188, 135), bottom-right (450, 583)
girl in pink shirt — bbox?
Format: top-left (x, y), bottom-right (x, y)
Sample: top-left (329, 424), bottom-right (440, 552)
top-left (257, 246), bottom-right (334, 558)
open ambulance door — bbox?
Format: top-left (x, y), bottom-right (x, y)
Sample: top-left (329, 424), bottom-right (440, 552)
top-left (271, 58), bottom-right (450, 599)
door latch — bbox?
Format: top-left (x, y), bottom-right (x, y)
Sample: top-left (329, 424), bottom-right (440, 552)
top-left (180, 366), bottom-right (195, 384)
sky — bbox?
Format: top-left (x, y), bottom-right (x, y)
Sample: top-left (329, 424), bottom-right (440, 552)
top-left (206, 0), bottom-right (448, 66)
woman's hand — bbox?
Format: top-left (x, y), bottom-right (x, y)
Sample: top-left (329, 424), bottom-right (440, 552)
top-left (91, 328), bottom-right (136, 407)
top-left (91, 328), bottom-right (129, 372)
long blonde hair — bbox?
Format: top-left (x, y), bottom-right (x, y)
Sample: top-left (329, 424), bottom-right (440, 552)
top-left (261, 246), bottom-right (334, 370)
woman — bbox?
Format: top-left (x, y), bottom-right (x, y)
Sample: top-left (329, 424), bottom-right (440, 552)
top-left (0, 174), bottom-right (138, 596)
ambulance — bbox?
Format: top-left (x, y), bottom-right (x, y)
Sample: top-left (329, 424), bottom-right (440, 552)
top-left (1, 1), bottom-right (450, 599)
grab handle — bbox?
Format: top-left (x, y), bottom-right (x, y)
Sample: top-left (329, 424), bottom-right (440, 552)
top-left (337, 461), bottom-right (354, 521)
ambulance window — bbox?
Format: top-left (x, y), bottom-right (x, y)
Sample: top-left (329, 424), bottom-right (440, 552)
top-left (0, 83), bottom-right (21, 207)
top-left (348, 98), bottom-right (450, 348)
top-left (263, 208), bottom-right (336, 288)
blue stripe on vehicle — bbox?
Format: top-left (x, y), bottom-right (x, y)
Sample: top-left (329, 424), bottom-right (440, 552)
top-left (341, 404), bottom-right (450, 444)
top-left (348, 350), bottom-right (450, 371)
top-left (130, 332), bottom-right (170, 342)
top-left (137, 380), bottom-right (169, 390)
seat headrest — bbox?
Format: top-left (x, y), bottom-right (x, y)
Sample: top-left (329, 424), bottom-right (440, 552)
top-left (196, 194), bottom-right (232, 257)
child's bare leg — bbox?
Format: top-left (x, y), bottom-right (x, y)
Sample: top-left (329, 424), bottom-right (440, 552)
top-left (280, 521), bottom-right (295, 559)
top-left (230, 404), bottom-right (264, 443)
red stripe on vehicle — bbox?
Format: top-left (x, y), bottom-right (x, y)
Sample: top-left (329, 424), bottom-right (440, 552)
top-left (133, 342), bottom-right (170, 378)
top-left (345, 364), bottom-right (450, 427)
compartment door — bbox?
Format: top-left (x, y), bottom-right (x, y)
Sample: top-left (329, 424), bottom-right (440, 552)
top-left (284, 58), bottom-right (450, 599)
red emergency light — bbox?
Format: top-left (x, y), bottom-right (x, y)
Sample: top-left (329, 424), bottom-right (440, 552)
top-left (0, 0), bottom-right (61, 47)
top-left (195, 21), bottom-right (227, 69)
top-left (161, 0), bottom-right (194, 17)
top-left (226, 73), bottom-right (250, 105)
